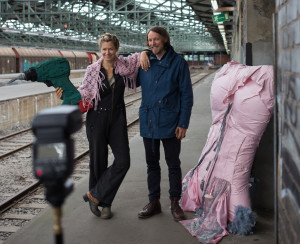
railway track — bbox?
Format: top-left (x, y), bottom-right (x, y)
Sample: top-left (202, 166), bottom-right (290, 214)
top-left (0, 71), bottom-right (205, 160)
top-left (0, 70), bottom-right (215, 242)
top-left (0, 94), bottom-right (143, 161)
top-left (0, 107), bottom-right (141, 243)
top-left (0, 119), bottom-right (141, 243)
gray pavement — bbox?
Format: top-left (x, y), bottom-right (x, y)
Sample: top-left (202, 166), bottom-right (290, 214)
top-left (5, 73), bottom-right (274, 244)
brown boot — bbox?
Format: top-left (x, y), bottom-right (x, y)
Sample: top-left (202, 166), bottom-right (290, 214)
top-left (138, 198), bottom-right (162, 219)
top-left (171, 197), bottom-right (185, 221)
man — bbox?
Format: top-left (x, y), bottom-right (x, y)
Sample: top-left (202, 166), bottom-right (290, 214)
top-left (137, 26), bottom-right (193, 221)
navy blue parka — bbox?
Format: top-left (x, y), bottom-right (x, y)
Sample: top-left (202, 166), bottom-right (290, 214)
top-left (137, 46), bottom-right (193, 139)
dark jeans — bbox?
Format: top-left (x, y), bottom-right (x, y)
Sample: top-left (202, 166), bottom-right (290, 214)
top-left (143, 137), bottom-right (182, 202)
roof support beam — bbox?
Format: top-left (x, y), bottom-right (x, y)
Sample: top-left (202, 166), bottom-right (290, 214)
top-left (0, 0), bottom-right (225, 52)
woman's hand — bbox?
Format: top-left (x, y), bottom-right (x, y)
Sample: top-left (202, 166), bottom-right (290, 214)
top-left (55, 87), bottom-right (63, 99)
top-left (140, 51), bottom-right (150, 71)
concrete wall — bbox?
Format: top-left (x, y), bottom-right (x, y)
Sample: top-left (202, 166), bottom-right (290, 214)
top-left (247, 0), bottom-right (274, 65)
top-left (231, 0), bottom-right (276, 211)
top-left (0, 70), bottom-right (85, 133)
top-left (232, 0), bottom-right (274, 65)
top-left (0, 92), bottom-right (62, 132)
top-left (247, 0), bottom-right (275, 212)
top-left (275, 0), bottom-right (300, 243)
top-left (231, 0), bottom-right (243, 62)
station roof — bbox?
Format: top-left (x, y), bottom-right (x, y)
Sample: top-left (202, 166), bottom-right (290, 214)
top-left (0, 0), bottom-right (235, 53)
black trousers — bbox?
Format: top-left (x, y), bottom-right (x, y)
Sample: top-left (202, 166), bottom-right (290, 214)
top-left (143, 137), bottom-right (182, 202)
top-left (86, 108), bottom-right (130, 207)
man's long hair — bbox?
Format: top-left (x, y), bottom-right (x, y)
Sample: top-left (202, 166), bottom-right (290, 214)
top-left (146, 26), bottom-right (171, 50)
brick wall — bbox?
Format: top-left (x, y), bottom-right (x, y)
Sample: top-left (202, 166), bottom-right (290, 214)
top-left (214, 54), bottom-right (230, 65)
top-left (276, 0), bottom-right (300, 243)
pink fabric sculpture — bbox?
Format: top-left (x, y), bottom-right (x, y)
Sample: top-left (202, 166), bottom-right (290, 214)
top-left (179, 61), bottom-right (274, 243)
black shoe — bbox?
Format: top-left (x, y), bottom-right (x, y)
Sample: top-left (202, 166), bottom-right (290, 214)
top-left (138, 198), bottom-right (161, 219)
top-left (83, 192), bottom-right (101, 217)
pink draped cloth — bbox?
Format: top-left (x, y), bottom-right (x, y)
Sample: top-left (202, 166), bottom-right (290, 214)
top-left (180, 61), bottom-right (274, 243)
top-left (78, 53), bottom-right (141, 110)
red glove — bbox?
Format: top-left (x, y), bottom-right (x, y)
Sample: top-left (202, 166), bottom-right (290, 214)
top-left (78, 100), bottom-right (92, 113)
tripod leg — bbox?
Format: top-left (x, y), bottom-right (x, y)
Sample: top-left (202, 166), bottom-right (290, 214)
top-left (53, 207), bottom-right (63, 244)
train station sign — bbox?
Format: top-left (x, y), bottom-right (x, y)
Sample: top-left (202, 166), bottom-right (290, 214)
top-left (212, 12), bottom-right (230, 23)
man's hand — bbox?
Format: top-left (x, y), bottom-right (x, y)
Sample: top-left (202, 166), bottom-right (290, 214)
top-left (140, 51), bottom-right (150, 71)
top-left (175, 126), bottom-right (187, 140)
top-left (55, 87), bottom-right (63, 99)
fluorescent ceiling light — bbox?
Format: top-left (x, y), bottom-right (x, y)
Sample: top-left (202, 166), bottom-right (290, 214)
top-left (211, 0), bottom-right (218, 11)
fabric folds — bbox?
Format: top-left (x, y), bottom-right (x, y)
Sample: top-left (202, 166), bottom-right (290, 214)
top-left (180, 61), bottom-right (274, 243)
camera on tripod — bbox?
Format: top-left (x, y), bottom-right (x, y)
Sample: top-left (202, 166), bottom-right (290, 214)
top-left (32, 105), bottom-right (82, 207)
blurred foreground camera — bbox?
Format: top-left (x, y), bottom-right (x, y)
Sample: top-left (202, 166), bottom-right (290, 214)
top-left (32, 105), bottom-right (82, 244)
top-left (32, 105), bottom-right (82, 206)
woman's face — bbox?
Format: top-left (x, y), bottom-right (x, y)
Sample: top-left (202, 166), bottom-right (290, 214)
top-left (100, 41), bottom-right (118, 62)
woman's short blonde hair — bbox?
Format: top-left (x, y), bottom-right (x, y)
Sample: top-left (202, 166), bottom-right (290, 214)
top-left (98, 33), bottom-right (120, 50)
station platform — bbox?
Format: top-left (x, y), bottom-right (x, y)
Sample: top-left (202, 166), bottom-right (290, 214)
top-left (4, 73), bottom-right (275, 244)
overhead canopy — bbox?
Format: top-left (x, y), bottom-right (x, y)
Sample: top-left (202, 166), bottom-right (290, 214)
top-left (0, 0), bottom-right (234, 53)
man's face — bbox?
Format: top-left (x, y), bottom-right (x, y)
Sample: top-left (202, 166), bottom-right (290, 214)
top-left (147, 31), bottom-right (166, 58)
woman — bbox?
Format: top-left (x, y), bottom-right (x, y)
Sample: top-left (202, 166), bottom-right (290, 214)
top-left (56, 33), bottom-right (149, 219)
